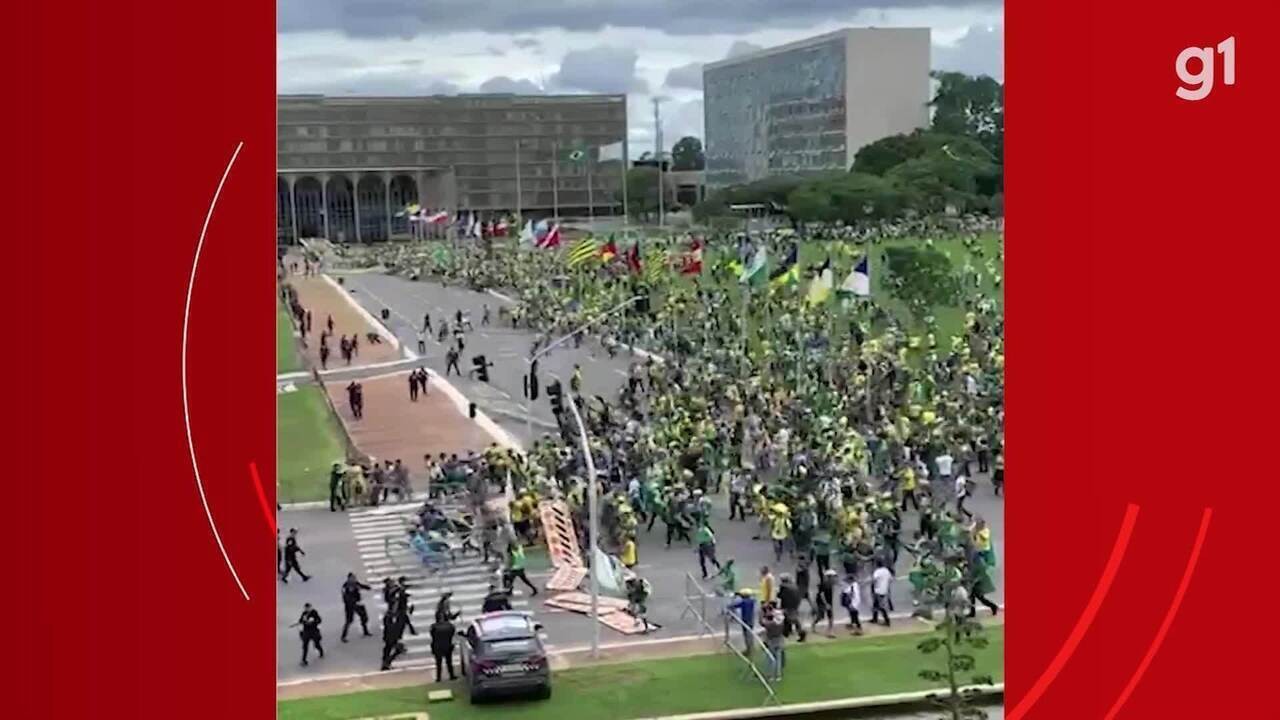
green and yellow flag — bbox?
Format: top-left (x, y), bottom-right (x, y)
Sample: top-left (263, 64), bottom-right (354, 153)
top-left (769, 243), bottom-right (800, 289)
top-left (806, 256), bottom-right (834, 305)
top-left (567, 237), bottom-right (602, 268)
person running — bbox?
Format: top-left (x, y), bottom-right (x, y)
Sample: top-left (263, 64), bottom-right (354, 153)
top-left (812, 569), bottom-right (836, 638)
top-left (281, 528), bottom-right (310, 582)
top-left (504, 542), bottom-right (538, 597)
top-left (340, 572), bottom-right (373, 642)
top-left (839, 573), bottom-right (864, 634)
top-left (294, 603), bottom-right (323, 666)
top-left (695, 521), bottom-right (722, 579)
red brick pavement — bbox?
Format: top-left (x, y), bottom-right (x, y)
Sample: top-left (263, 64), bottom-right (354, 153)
top-left (325, 371), bottom-right (493, 488)
top-left (285, 273), bottom-right (399, 370)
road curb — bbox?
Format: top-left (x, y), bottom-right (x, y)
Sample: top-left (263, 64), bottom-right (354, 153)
top-left (636, 685), bottom-right (1004, 720)
top-left (320, 273), bottom-right (522, 454)
top-left (320, 273), bottom-right (402, 351)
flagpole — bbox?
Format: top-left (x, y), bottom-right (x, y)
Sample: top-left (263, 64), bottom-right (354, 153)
top-left (552, 140), bottom-right (560, 224)
top-left (515, 139), bottom-right (523, 223)
top-left (621, 136), bottom-right (630, 228)
top-left (587, 154), bottom-right (595, 229)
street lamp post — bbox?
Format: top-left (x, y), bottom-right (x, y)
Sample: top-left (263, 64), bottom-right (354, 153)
top-left (521, 294), bottom-right (645, 451)
top-left (563, 394), bottom-right (601, 658)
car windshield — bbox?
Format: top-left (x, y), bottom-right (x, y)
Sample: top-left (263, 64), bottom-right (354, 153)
top-left (483, 638), bottom-right (538, 655)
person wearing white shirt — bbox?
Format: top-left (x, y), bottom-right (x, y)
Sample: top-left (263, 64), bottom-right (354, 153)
top-left (871, 563), bottom-right (893, 626)
top-left (839, 575), bottom-right (864, 634)
top-left (935, 452), bottom-right (954, 479)
top-left (955, 474), bottom-right (972, 518)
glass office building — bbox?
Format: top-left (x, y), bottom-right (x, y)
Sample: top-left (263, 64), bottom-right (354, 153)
top-left (703, 28), bottom-right (931, 189)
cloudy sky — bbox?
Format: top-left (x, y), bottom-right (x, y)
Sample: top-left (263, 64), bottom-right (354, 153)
top-left (278, 1), bottom-right (1003, 152)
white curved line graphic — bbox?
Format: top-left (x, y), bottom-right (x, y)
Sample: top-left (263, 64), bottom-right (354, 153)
top-left (184, 142), bottom-right (249, 601)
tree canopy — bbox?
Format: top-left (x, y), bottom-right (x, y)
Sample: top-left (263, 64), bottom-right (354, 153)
top-left (670, 136), bottom-right (705, 171)
top-left (693, 71), bottom-right (1004, 225)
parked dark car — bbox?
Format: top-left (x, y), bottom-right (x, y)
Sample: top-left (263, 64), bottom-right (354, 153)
top-left (459, 611), bottom-right (550, 702)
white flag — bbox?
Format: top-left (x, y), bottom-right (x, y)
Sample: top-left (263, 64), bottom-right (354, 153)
top-left (838, 255), bottom-right (871, 298)
top-left (592, 547), bottom-right (625, 594)
top-left (598, 141), bottom-right (624, 163)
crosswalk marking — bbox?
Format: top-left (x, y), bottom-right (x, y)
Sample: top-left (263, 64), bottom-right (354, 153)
top-left (348, 500), bottom-right (549, 670)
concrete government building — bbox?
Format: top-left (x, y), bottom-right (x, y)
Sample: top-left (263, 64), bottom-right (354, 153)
top-left (277, 94), bottom-right (627, 242)
top-left (703, 28), bottom-right (931, 189)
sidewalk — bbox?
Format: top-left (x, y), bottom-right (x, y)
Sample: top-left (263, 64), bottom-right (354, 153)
top-left (278, 614), bottom-right (1004, 701)
top-left (325, 370), bottom-right (493, 485)
top-left (287, 274), bottom-right (402, 370)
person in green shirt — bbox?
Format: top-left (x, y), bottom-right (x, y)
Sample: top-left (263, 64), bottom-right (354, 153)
top-left (504, 543), bottom-right (538, 597)
top-left (695, 522), bottom-right (722, 579)
top-left (714, 558), bottom-right (737, 597)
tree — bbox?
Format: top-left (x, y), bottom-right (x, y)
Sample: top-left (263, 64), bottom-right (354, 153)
top-left (930, 72), bottom-right (1003, 162)
top-left (910, 507), bottom-right (997, 720)
top-left (882, 246), bottom-right (962, 323)
top-left (671, 136), bottom-right (705, 171)
top-left (617, 166), bottom-right (671, 221)
top-left (786, 173), bottom-right (913, 223)
top-left (885, 152), bottom-right (981, 213)
top-left (852, 132), bottom-right (931, 176)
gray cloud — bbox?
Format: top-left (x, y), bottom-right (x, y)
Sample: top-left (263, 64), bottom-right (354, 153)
top-left (664, 62), bottom-right (703, 91)
top-left (279, 0), bottom-right (1000, 38)
top-left (549, 46), bottom-right (648, 94)
top-left (283, 67), bottom-right (460, 95)
top-left (725, 40), bottom-right (763, 58)
top-left (478, 76), bottom-right (545, 94)
top-left (513, 37), bottom-right (541, 50)
top-left (663, 41), bottom-right (765, 91)
top-left (933, 23), bottom-right (1002, 80)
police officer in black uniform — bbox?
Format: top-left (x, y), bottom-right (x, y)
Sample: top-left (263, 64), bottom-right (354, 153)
top-left (295, 602), bottom-right (323, 666)
top-left (340, 572), bottom-right (373, 642)
top-left (281, 528), bottom-right (310, 582)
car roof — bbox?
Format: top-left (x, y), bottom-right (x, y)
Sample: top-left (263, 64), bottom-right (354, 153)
top-left (472, 611), bottom-right (537, 639)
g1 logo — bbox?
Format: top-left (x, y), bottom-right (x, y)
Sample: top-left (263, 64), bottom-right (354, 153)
top-left (1176, 37), bottom-right (1235, 101)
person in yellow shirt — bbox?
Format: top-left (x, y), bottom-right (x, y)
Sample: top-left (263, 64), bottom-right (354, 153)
top-left (759, 566), bottom-right (777, 606)
top-left (621, 535), bottom-right (638, 569)
top-left (900, 465), bottom-right (919, 512)
top-left (769, 503), bottom-right (791, 563)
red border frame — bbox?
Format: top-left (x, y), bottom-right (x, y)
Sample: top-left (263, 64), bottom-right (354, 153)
top-left (3, 0), bottom-right (1277, 716)
top-left (4, 0), bottom-right (274, 716)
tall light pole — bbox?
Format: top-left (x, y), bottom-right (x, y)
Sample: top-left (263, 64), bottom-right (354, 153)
top-left (563, 394), bottom-right (601, 657)
top-left (515, 139), bottom-right (523, 222)
top-left (652, 97), bottom-right (665, 228)
top-left (522, 294), bottom-right (644, 450)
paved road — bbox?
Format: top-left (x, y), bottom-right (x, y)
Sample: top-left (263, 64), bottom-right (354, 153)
top-left (277, 272), bottom-right (1006, 684)
top-left (335, 271), bottom-right (637, 445)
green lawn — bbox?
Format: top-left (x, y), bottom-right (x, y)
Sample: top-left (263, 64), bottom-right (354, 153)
top-left (278, 302), bottom-right (303, 374)
top-left (278, 386), bottom-right (346, 504)
top-left (278, 627), bottom-right (1004, 720)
